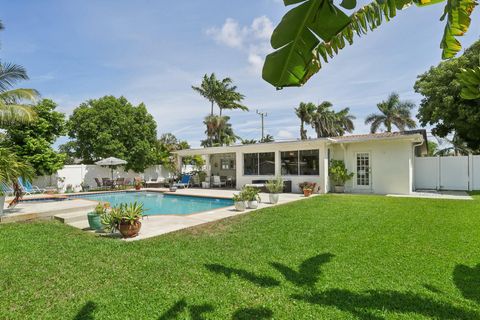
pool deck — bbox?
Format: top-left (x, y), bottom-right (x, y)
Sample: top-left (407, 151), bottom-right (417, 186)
top-left (1, 188), bottom-right (315, 240)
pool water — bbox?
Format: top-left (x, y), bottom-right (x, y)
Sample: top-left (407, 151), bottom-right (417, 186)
top-left (70, 192), bottom-right (233, 215)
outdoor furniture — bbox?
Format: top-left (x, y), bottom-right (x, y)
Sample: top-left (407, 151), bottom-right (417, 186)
top-left (173, 175), bottom-right (191, 188)
top-left (18, 178), bottom-right (45, 195)
top-left (102, 178), bottom-right (113, 188)
top-left (115, 178), bottom-right (125, 188)
top-left (211, 175), bottom-right (226, 188)
top-left (145, 177), bottom-right (165, 188)
top-left (94, 178), bottom-right (103, 188)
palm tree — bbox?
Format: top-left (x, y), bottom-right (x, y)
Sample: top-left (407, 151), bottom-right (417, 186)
top-left (201, 115), bottom-right (238, 147)
top-left (295, 102), bottom-right (316, 140)
top-left (0, 147), bottom-right (34, 208)
top-left (0, 22), bottom-right (39, 126)
top-left (217, 82), bottom-right (248, 116)
top-left (335, 107), bottom-right (356, 136)
top-left (311, 102), bottom-right (356, 138)
top-left (192, 73), bottom-right (223, 116)
top-left (365, 92), bottom-right (416, 133)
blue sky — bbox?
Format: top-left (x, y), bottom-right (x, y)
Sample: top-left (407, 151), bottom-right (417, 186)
top-left (1, 0), bottom-right (479, 148)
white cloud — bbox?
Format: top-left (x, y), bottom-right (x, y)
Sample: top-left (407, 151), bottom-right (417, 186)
top-left (206, 16), bottom-right (274, 75)
top-left (277, 129), bottom-right (295, 140)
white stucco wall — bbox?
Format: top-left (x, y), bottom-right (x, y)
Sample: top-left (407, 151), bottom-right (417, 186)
top-left (33, 164), bottom-right (172, 192)
top-left (331, 139), bottom-right (414, 194)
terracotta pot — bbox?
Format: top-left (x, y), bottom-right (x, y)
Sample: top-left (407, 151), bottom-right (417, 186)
top-left (135, 185), bottom-right (141, 190)
top-left (303, 189), bottom-right (312, 197)
top-left (118, 219), bottom-right (142, 238)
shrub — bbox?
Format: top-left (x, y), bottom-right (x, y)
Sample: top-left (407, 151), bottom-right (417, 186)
top-left (266, 176), bottom-right (284, 193)
top-left (329, 160), bottom-right (354, 186)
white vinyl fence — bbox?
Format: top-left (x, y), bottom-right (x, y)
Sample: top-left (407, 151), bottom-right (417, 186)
top-left (33, 164), bottom-right (172, 193)
top-left (414, 155), bottom-right (480, 191)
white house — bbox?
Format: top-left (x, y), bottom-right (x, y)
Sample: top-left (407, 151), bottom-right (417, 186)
top-left (175, 131), bottom-right (428, 195)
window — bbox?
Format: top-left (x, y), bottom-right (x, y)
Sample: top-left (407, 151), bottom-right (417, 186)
top-left (281, 149), bottom-right (319, 176)
top-left (259, 152), bottom-right (275, 175)
top-left (300, 150), bottom-right (319, 175)
top-left (221, 159), bottom-right (235, 170)
top-left (243, 153), bottom-right (258, 175)
top-left (281, 151), bottom-right (298, 175)
top-left (243, 152), bottom-right (275, 175)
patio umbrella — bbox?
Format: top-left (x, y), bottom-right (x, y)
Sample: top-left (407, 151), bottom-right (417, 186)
top-left (95, 157), bottom-right (128, 180)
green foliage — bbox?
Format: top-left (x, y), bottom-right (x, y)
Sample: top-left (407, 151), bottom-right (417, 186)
top-left (266, 176), bottom-right (284, 194)
top-left (295, 102), bottom-right (316, 140)
top-left (311, 101), bottom-right (355, 138)
top-left (66, 96), bottom-right (159, 172)
top-left (328, 160), bottom-right (354, 186)
top-left (457, 65), bottom-right (480, 99)
top-left (364, 92), bottom-right (416, 133)
top-left (201, 115), bottom-right (238, 147)
top-left (157, 133), bottom-right (191, 172)
top-left (1, 99), bottom-right (66, 176)
top-left (260, 134), bottom-right (275, 143)
top-left (93, 203), bottom-right (108, 216)
top-left (299, 181), bottom-right (316, 191)
top-left (101, 201), bottom-right (145, 232)
top-left (241, 138), bottom-right (258, 145)
top-left (0, 147), bottom-right (34, 196)
top-left (236, 186), bottom-right (261, 202)
top-left (427, 141), bottom-right (438, 156)
top-left (415, 40), bottom-right (480, 150)
top-left (263, 0), bottom-right (478, 88)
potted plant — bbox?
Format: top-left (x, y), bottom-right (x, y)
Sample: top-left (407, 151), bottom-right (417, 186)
top-left (65, 184), bottom-right (73, 193)
top-left (101, 201), bottom-right (144, 238)
top-left (232, 193), bottom-right (247, 212)
top-left (266, 176), bottom-right (283, 204)
top-left (87, 203), bottom-right (106, 231)
top-left (299, 182), bottom-right (316, 197)
top-left (80, 182), bottom-right (90, 192)
top-left (134, 179), bottom-right (142, 190)
top-left (0, 148), bottom-right (34, 215)
top-left (244, 186), bottom-right (261, 209)
top-left (329, 160), bottom-right (354, 193)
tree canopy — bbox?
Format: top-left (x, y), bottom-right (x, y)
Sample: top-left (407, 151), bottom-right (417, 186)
top-left (414, 40), bottom-right (480, 150)
top-left (1, 99), bottom-right (66, 176)
top-left (365, 92), bottom-right (416, 133)
top-left (66, 96), bottom-right (159, 172)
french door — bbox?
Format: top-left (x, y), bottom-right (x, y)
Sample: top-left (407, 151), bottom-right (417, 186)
top-left (355, 152), bottom-right (371, 189)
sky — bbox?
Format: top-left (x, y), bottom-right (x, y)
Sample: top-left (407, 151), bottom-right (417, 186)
top-left (1, 0), bottom-right (479, 148)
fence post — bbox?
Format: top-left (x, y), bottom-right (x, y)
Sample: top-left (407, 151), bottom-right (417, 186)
top-left (469, 154), bottom-right (473, 191)
top-left (436, 156), bottom-right (441, 190)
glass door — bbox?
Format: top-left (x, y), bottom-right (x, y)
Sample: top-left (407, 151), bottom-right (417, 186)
top-left (355, 152), bottom-right (371, 189)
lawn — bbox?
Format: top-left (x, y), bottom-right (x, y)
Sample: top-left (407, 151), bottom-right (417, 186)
top-left (1, 194), bottom-right (480, 319)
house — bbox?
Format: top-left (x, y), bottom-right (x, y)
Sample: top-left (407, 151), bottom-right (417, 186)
top-left (175, 130), bottom-right (428, 195)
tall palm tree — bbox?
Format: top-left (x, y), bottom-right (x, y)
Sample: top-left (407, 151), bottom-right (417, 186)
top-left (335, 107), bottom-right (356, 136)
top-left (192, 73), bottom-right (224, 116)
top-left (295, 102), bottom-right (316, 140)
top-left (217, 82), bottom-right (248, 116)
top-left (365, 92), bottom-right (416, 133)
top-left (201, 115), bottom-right (238, 147)
top-left (311, 102), bottom-right (356, 138)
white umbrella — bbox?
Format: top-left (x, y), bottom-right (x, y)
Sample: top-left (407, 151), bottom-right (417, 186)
top-left (95, 157), bottom-right (127, 180)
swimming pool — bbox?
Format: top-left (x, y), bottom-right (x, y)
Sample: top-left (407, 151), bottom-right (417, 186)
top-left (70, 192), bottom-right (233, 215)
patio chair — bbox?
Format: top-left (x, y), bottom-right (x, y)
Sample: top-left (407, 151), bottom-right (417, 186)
top-left (1, 182), bottom-right (14, 196)
top-left (94, 178), bottom-right (104, 189)
top-left (173, 175), bottom-right (191, 188)
top-left (115, 178), bottom-right (125, 189)
top-left (145, 177), bottom-right (158, 187)
top-left (18, 178), bottom-right (45, 195)
top-left (211, 175), bottom-right (226, 188)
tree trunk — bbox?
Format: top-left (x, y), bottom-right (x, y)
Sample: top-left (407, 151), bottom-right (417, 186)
top-left (210, 101), bottom-right (214, 116)
top-left (300, 120), bottom-right (305, 140)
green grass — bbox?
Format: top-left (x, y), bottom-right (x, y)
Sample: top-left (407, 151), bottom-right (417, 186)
top-left (1, 194), bottom-right (480, 319)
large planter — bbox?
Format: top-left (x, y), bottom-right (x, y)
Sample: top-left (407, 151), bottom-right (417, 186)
top-left (303, 189), bottom-right (313, 197)
top-left (118, 219), bottom-right (142, 238)
top-left (334, 185), bottom-right (345, 193)
top-left (248, 200), bottom-right (259, 209)
top-left (269, 193), bottom-right (279, 204)
top-left (0, 196), bottom-right (5, 215)
top-left (87, 212), bottom-right (103, 231)
top-left (234, 201), bottom-right (247, 212)
top-left (135, 185), bottom-right (141, 190)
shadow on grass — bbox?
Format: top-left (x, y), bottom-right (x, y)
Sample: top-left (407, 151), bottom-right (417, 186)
top-left (158, 299), bottom-right (214, 320)
top-left (204, 264), bottom-right (280, 287)
top-left (453, 263), bottom-right (480, 304)
top-left (293, 289), bottom-right (479, 320)
top-left (270, 253), bottom-right (334, 288)
top-left (74, 301), bottom-right (96, 320)
top-left (232, 307), bottom-right (273, 319)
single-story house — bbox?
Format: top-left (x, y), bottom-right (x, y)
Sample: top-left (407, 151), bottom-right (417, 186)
top-left (175, 130), bottom-right (428, 195)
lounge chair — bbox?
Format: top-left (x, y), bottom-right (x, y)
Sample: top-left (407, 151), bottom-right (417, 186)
top-left (145, 177), bottom-right (165, 188)
top-left (94, 178), bottom-right (104, 189)
top-left (211, 175), bottom-right (226, 188)
top-left (1, 182), bottom-right (14, 196)
top-left (173, 175), bottom-right (191, 188)
top-left (18, 178), bottom-right (45, 195)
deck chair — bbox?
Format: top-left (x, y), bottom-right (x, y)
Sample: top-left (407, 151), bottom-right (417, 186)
top-left (173, 175), bottom-right (191, 188)
top-left (18, 178), bottom-right (45, 195)
top-left (211, 175), bottom-right (226, 188)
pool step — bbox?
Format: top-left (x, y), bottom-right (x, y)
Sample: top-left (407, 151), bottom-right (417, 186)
top-left (66, 219), bottom-right (91, 230)
top-left (54, 209), bottom-right (92, 224)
